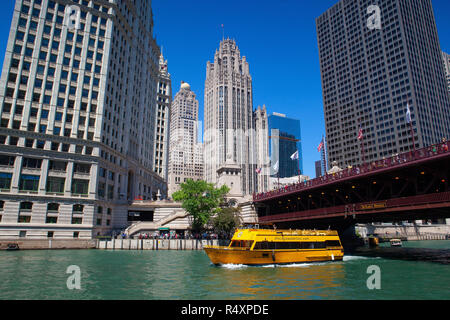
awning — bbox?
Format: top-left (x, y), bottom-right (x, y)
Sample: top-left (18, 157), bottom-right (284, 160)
top-left (158, 227), bottom-right (170, 231)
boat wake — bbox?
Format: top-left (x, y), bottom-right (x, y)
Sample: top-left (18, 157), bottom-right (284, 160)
top-left (343, 255), bottom-right (379, 262)
top-left (218, 263), bottom-right (248, 269)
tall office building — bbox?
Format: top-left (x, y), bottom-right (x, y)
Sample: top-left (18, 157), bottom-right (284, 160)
top-left (315, 160), bottom-right (322, 178)
top-left (443, 51), bottom-right (450, 93)
top-left (204, 39), bottom-right (257, 195)
top-left (268, 112), bottom-right (303, 178)
top-left (167, 82), bottom-right (203, 196)
top-left (0, 0), bottom-right (166, 239)
top-left (316, 0), bottom-right (450, 168)
top-left (153, 53), bottom-right (171, 182)
top-left (254, 105), bottom-right (269, 193)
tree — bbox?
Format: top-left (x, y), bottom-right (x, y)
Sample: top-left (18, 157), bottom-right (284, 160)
top-left (209, 206), bottom-right (242, 239)
top-left (172, 179), bottom-right (230, 233)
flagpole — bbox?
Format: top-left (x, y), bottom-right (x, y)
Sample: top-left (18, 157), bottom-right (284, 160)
top-left (359, 121), bottom-right (365, 165)
top-left (408, 102), bottom-right (416, 154)
top-left (321, 136), bottom-right (326, 175)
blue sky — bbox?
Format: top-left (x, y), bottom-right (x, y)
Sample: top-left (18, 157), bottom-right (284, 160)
top-left (0, 0), bottom-right (449, 178)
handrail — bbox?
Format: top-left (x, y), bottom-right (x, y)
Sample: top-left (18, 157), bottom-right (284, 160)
top-left (254, 141), bottom-right (450, 202)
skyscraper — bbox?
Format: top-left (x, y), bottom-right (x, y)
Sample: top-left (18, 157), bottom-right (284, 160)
top-left (167, 82), bottom-right (203, 196)
top-left (153, 53), bottom-right (172, 182)
top-left (254, 105), bottom-right (269, 192)
top-left (204, 39), bottom-right (257, 195)
top-left (268, 112), bottom-right (303, 179)
top-left (0, 0), bottom-right (165, 239)
top-left (316, 0), bottom-right (450, 168)
top-left (443, 51), bottom-right (450, 93)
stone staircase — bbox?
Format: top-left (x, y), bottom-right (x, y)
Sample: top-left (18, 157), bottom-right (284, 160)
top-left (125, 210), bottom-right (189, 237)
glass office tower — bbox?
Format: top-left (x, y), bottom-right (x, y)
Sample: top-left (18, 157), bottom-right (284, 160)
top-left (268, 113), bottom-right (303, 178)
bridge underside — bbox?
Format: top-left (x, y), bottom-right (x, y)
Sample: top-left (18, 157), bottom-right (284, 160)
top-left (255, 151), bottom-right (450, 230)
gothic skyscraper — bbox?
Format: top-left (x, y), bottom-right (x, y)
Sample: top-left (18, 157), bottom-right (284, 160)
top-left (204, 39), bottom-right (258, 196)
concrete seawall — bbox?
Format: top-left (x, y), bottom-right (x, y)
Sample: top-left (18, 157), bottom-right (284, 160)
top-left (97, 239), bottom-right (230, 250)
top-left (0, 239), bottom-right (97, 250)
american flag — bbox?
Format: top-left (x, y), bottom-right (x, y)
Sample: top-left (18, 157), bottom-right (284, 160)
top-left (318, 140), bottom-right (324, 152)
top-left (358, 125), bottom-right (364, 141)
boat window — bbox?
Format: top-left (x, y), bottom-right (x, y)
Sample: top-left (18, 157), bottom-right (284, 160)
top-left (253, 242), bottom-right (329, 250)
top-left (325, 240), bottom-right (341, 247)
top-left (230, 240), bottom-right (254, 248)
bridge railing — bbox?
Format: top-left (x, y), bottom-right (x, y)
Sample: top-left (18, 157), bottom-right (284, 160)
top-left (254, 141), bottom-right (450, 202)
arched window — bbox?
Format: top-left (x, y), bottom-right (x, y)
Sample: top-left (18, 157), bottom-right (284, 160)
top-left (47, 203), bottom-right (59, 212)
top-left (20, 201), bottom-right (33, 211)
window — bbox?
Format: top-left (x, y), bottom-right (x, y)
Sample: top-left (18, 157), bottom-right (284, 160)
top-left (47, 231), bottom-right (54, 238)
top-left (73, 204), bottom-right (84, 213)
top-left (19, 175), bottom-right (40, 191)
top-left (47, 203), bottom-right (59, 212)
top-left (0, 155), bottom-right (15, 166)
top-left (18, 216), bottom-right (31, 223)
top-left (49, 160), bottom-right (66, 171)
top-left (22, 157), bottom-right (42, 169)
top-left (0, 173), bottom-right (12, 190)
top-left (74, 163), bottom-right (91, 174)
top-left (72, 217), bottom-right (82, 224)
top-left (46, 177), bottom-right (65, 193)
top-left (72, 179), bottom-right (89, 195)
top-left (20, 202), bottom-right (33, 211)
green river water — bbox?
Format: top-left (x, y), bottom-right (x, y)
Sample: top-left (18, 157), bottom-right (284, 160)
top-left (0, 240), bottom-right (448, 300)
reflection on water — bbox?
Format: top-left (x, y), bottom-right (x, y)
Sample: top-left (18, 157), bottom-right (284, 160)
top-left (201, 259), bottom-right (349, 300)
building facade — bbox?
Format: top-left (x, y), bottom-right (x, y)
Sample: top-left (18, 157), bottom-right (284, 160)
top-left (316, 0), bottom-right (450, 168)
top-left (268, 112), bottom-right (303, 178)
top-left (167, 82), bottom-right (203, 196)
top-left (204, 39), bottom-right (257, 195)
top-left (254, 105), bottom-right (269, 192)
top-left (0, 0), bottom-right (166, 239)
top-left (443, 51), bottom-right (450, 93)
top-left (153, 53), bottom-right (171, 182)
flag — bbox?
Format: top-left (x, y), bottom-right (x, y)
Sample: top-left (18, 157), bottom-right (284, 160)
top-left (406, 103), bottom-right (412, 124)
top-left (272, 161), bottom-right (279, 173)
top-left (318, 140), bottom-right (324, 152)
top-left (290, 150), bottom-right (299, 160)
top-left (358, 125), bottom-right (364, 141)
top-left (255, 168), bottom-right (262, 174)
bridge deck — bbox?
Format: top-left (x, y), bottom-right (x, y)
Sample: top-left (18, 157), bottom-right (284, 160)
top-left (254, 141), bottom-right (450, 202)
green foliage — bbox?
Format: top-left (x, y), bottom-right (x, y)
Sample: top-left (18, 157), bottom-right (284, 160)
top-left (172, 179), bottom-right (230, 232)
top-left (210, 207), bottom-right (242, 238)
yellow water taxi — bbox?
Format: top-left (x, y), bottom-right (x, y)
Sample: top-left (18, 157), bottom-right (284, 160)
top-left (204, 228), bottom-right (344, 265)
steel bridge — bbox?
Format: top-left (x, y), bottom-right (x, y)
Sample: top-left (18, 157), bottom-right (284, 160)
top-left (253, 141), bottom-right (450, 230)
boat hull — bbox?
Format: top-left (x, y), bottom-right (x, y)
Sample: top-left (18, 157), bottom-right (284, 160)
top-left (204, 246), bottom-right (344, 266)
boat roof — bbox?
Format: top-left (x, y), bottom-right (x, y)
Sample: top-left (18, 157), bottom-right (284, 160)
top-left (231, 228), bottom-right (339, 240)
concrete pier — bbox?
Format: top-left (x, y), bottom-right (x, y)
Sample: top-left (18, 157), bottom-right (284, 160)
top-left (97, 239), bottom-right (229, 250)
top-left (0, 239), bottom-right (97, 250)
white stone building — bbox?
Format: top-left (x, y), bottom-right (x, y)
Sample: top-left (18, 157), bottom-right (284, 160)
top-left (167, 82), bottom-right (204, 197)
top-left (153, 53), bottom-right (171, 183)
top-left (204, 38), bottom-right (268, 195)
top-left (0, 0), bottom-right (166, 239)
